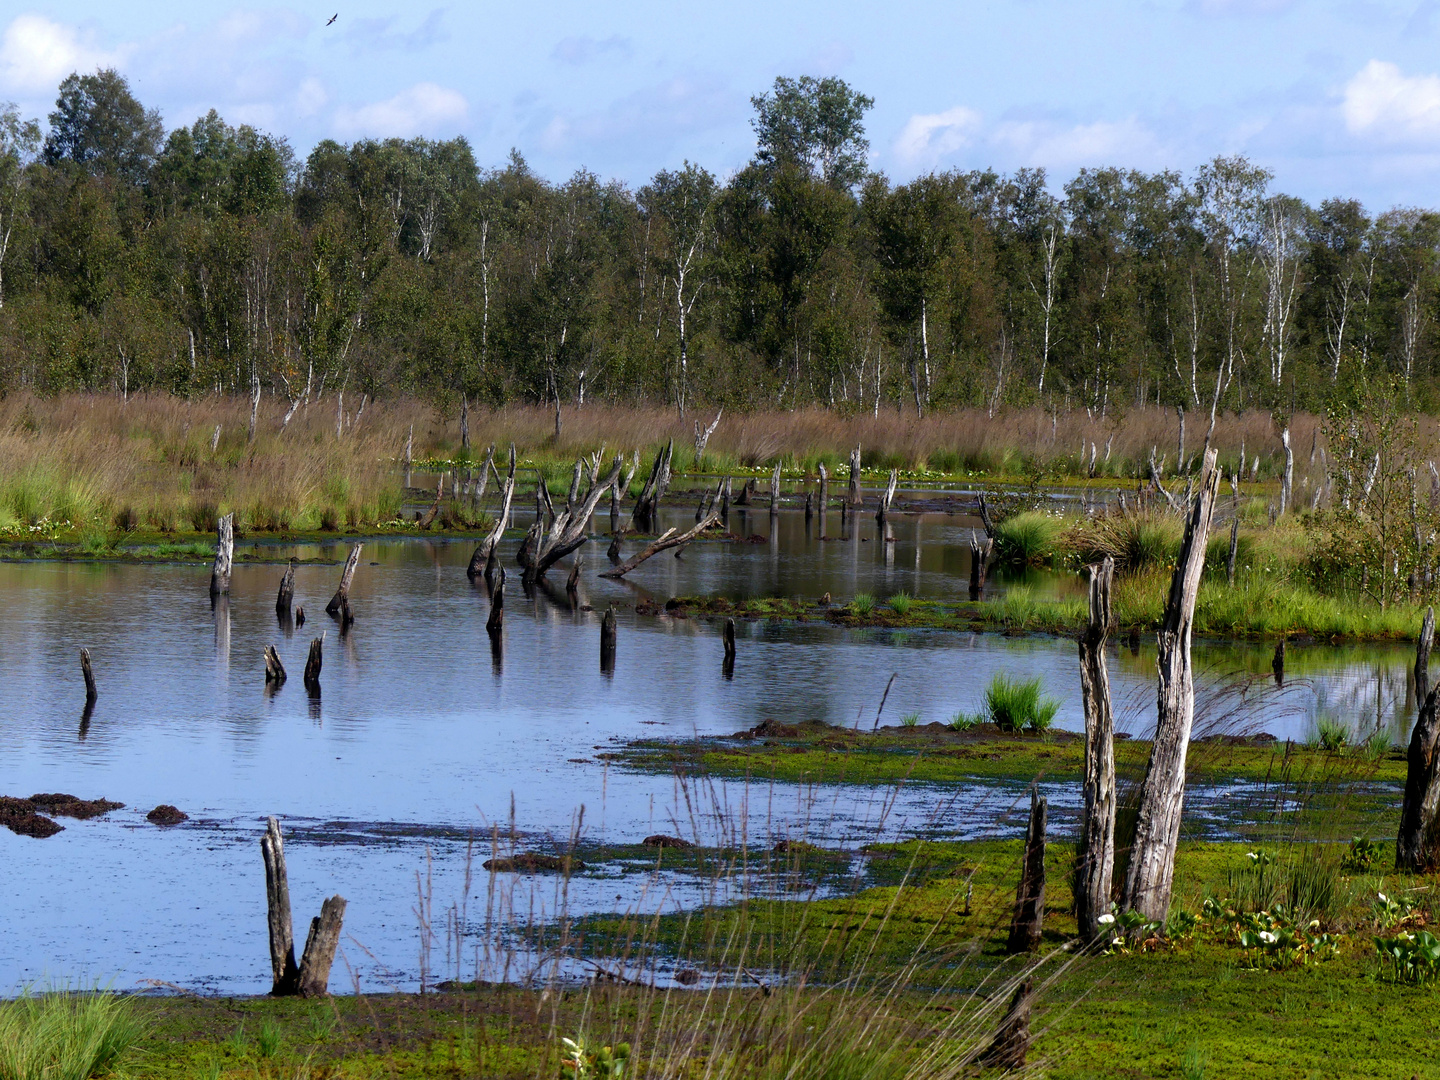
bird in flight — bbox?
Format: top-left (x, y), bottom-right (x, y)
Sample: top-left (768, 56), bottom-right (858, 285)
top-left (326, 13), bottom-right (338, 25)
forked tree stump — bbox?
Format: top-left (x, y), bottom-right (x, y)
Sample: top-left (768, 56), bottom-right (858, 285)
top-left (261, 817), bottom-right (346, 996)
top-left (303, 637), bottom-right (323, 690)
top-left (600, 608), bottom-right (617, 674)
top-left (264, 645), bottom-right (286, 685)
top-left (969, 537), bottom-right (993, 601)
top-left (276, 559), bottom-right (296, 616)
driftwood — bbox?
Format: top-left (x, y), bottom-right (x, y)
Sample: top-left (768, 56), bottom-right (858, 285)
top-left (1398, 607), bottom-right (1440, 870)
top-left (80, 647), bottom-right (97, 705)
top-left (631, 441), bottom-right (674, 531)
top-left (261, 817), bottom-right (346, 996)
top-left (769, 462), bottom-right (782, 516)
top-left (468, 445), bottom-right (517, 580)
top-left (276, 559), bottom-right (296, 616)
top-left (264, 645), bottom-right (286, 685)
top-left (601, 484), bottom-right (723, 578)
top-left (1075, 557), bottom-right (1115, 944)
top-left (209, 513), bottom-right (234, 596)
top-left (303, 636), bottom-right (323, 690)
top-left (969, 536), bottom-right (993, 601)
top-left (876, 469), bottom-right (898, 523)
top-left (979, 980), bottom-right (1034, 1069)
top-left (600, 607), bottom-right (616, 674)
top-left (522, 455), bottom-right (625, 581)
top-left (1007, 791), bottom-right (1047, 953)
top-left (417, 475), bottom-right (445, 530)
top-left (847, 446), bottom-right (861, 506)
top-left (325, 545), bottom-right (363, 616)
top-left (1122, 448), bottom-right (1221, 921)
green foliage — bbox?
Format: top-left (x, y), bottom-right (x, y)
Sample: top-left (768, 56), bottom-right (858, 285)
top-left (947, 712), bottom-right (979, 732)
top-left (1374, 930), bottom-right (1440, 984)
top-left (899, 712), bottom-right (920, 727)
top-left (887, 591), bottom-right (912, 616)
top-left (1312, 716), bottom-right (1350, 752)
top-left (849, 593), bottom-right (875, 616)
top-left (559, 1036), bottom-right (631, 1079)
top-left (256, 1019), bottom-right (282, 1059)
top-left (1342, 837), bottom-right (1384, 873)
top-left (992, 511), bottom-right (1062, 567)
top-left (983, 674), bottom-right (1059, 733)
top-left (0, 990), bottom-right (143, 1080)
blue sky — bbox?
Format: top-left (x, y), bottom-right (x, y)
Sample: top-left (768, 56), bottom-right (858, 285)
top-left (2, 2), bottom-right (1440, 207)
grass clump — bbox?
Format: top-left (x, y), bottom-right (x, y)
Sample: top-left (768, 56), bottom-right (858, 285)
top-left (0, 990), bottom-right (143, 1080)
top-left (888, 591), bottom-right (913, 617)
top-left (992, 511), bottom-right (1062, 567)
top-left (984, 674), bottom-right (1059, 733)
top-left (899, 711), bottom-right (921, 727)
top-left (850, 593), bottom-right (875, 616)
top-left (1311, 716), bottom-right (1350, 753)
top-left (947, 712), bottom-right (980, 732)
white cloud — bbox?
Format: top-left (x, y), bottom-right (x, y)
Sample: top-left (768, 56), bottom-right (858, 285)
top-left (333, 82), bottom-right (468, 138)
top-left (0, 14), bottom-right (122, 93)
top-left (1342, 59), bottom-right (1440, 142)
top-left (894, 106), bottom-right (982, 166)
top-left (993, 116), bottom-right (1161, 167)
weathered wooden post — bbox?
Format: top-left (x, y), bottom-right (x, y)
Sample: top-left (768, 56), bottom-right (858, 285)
top-left (978, 980), bottom-right (1033, 1070)
top-left (1121, 449), bottom-right (1221, 922)
top-left (847, 446), bottom-right (862, 506)
top-left (1007, 790), bottom-right (1047, 953)
top-left (487, 567), bottom-right (505, 637)
top-left (1272, 637), bottom-right (1285, 687)
top-left (79, 648), bottom-right (98, 706)
top-left (325, 545), bottom-right (363, 616)
top-left (723, 617), bottom-right (736, 679)
top-left (769, 462), bottom-right (782, 518)
top-left (264, 645), bottom-right (286, 686)
top-left (261, 817), bottom-right (347, 996)
top-left (1076, 557), bottom-right (1115, 945)
top-left (968, 536), bottom-right (992, 601)
top-left (876, 469), bottom-right (898, 524)
top-left (600, 607), bottom-right (617, 675)
top-left (276, 559), bottom-right (296, 616)
top-left (209, 513), bottom-right (234, 597)
top-left (1398, 607), bottom-right (1440, 871)
top-left (817, 462), bottom-right (829, 539)
top-left (468, 445), bottom-right (516, 581)
top-left (303, 636), bottom-right (323, 691)
top-left (566, 555), bottom-right (582, 597)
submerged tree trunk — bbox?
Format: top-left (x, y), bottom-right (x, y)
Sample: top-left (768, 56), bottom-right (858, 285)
top-left (1121, 448), bottom-right (1221, 922)
top-left (1076, 557), bottom-right (1116, 944)
top-left (1398, 607), bottom-right (1440, 871)
top-left (326, 545), bottom-right (363, 615)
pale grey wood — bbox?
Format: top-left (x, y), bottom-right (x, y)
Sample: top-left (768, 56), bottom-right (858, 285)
top-left (1279, 427), bottom-right (1293, 516)
top-left (521, 455), bottom-right (625, 580)
top-left (261, 817), bottom-right (298, 994)
top-left (1398, 607), bottom-right (1439, 870)
top-left (325, 544), bottom-right (364, 615)
top-left (264, 645), bottom-right (286, 685)
top-left (1121, 448), bottom-right (1221, 922)
top-left (601, 482), bottom-right (722, 578)
top-left (876, 469), bottom-right (898, 523)
top-left (1076, 556), bottom-right (1116, 943)
top-left (1006, 792), bottom-right (1047, 953)
top-left (769, 462), bottom-right (782, 516)
top-left (847, 446), bottom-right (861, 506)
top-left (297, 895), bottom-right (347, 997)
top-left (693, 409), bottom-right (722, 466)
top-left (209, 513), bottom-right (234, 596)
top-left (817, 462), bottom-right (828, 538)
top-left (469, 445), bottom-right (516, 580)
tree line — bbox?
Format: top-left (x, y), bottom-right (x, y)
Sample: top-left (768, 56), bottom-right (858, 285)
top-left (2, 68), bottom-right (1438, 425)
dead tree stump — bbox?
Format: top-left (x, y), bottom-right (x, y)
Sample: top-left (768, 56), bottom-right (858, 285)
top-left (260, 817), bottom-right (346, 996)
top-left (276, 559), bottom-right (296, 616)
top-left (264, 645), bottom-right (286, 686)
top-left (978, 980), bottom-right (1033, 1070)
top-left (303, 637), bottom-right (323, 690)
top-left (734, 477), bottom-right (757, 506)
top-left (209, 513), bottom-right (234, 597)
top-left (769, 462), bottom-right (782, 517)
top-left (1076, 557), bottom-right (1116, 944)
top-left (847, 446), bottom-right (862, 506)
top-left (969, 536), bottom-right (993, 601)
top-left (468, 445), bottom-right (516, 581)
top-left (325, 545), bottom-right (363, 616)
top-left (1122, 449), bottom-right (1221, 922)
top-left (1398, 607), bottom-right (1440, 871)
top-left (817, 463), bottom-right (829, 538)
top-left (631, 441), bottom-right (674, 532)
top-left (1272, 637), bottom-right (1285, 687)
top-left (1007, 791), bottom-right (1047, 953)
top-left (566, 555), bottom-right (582, 596)
top-left (487, 567), bottom-right (505, 637)
top-left (876, 469), bottom-right (898, 524)
top-left (600, 607), bottom-right (617, 674)
top-left (804, 490), bottom-right (813, 522)
top-left (80, 647), bottom-right (98, 706)
top-left (723, 617), bottom-right (736, 678)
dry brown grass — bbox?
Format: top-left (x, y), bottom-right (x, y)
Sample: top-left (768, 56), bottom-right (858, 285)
top-left (0, 391), bottom-right (1407, 536)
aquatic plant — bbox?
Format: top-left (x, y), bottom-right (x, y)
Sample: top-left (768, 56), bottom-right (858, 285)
top-left (992, 511), bottom-right (1062, 567)
top-left (0, 990), bottom-right (143, 1080)
top-left (888, 591), bottom-right (913, 617)
top-left (984, 674), bottom-right (1059, 733)
top-left (1374, 930), bottom-right (1440, 984)
top-left (900, 712), bottom-right (921, 727)
top-left (1311, 716), bottom-right (1350, 753)
top-left (850, 593), bottom-right (875, 616)
top-left (947, 712), bottom-right (979, 732)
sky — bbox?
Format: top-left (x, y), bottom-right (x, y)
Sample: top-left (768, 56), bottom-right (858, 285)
top-left (3, 1), bottom-right (1440, 208)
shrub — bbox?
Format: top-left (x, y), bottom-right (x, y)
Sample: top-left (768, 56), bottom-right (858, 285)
top-left (1342, 837), bottom-right (1384, 873)
top-left (984, 674), bottom-right (1059, 733)
top-left (1074, 510), bottom-right (1180, 572)
top-left (0, 990), bottom-right (143, 1080)
top-left (888, 592), bottom-right (912, 617)
top-left (992, 511), bottom-right (1062, 567)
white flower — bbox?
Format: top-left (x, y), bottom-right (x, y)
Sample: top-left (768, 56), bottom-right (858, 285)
top-left (1378, 893), bottom-right (1389, 903)
top-left (1258, 931), bottom-right (1277, 944)
top-left (1097, 913), bottom-right (1116, 925)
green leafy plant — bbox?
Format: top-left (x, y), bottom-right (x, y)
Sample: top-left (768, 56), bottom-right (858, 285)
top-left (560, 1036), bottom-right (631, 1079)
top-left (1312, 716), bottom-right (1349, 752)
top-left (1374, 930), bottom-right (1440, 984)
top-left (984, 674), bottom-right (1059, 733)
top-left (1373, 891), bottom-right (1417, 929)
top-left (887, 591), bottom-right (912, 617)
top-left (1342, 837), bottom-right (1383, 873)
top-left (850, 593), bottom-right (875, 616)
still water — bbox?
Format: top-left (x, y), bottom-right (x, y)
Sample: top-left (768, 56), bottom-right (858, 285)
top-left (0, 506), bottom-right (1419, 992)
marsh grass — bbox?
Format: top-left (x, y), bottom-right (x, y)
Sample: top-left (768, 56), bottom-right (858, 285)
top-left (983, 674), bottom-right (1060, 733)
top-left (993, 511), bottom-right (1063, 567)
top-left (0, 990), bottom-right (143, 1080)
top-left (887, 591), bottom-right (913, 617)
top-left (850, 593), bottom-right (876, 616)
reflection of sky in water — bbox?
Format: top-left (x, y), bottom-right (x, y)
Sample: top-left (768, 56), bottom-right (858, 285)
top-left (0, 510), bottom-right (1418, 991)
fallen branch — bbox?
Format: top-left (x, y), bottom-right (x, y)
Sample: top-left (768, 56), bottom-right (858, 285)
top-left (601, 489), bottom-right (721, 579)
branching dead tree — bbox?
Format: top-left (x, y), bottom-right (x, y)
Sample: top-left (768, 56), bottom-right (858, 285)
top-left (1121, 448), bottom-right (1221, 922)
top-left (602, 482), bottom-right (723, 578)
top-left (520, 455), bottom-right (625, 581)
top-left (261, 817), bottom-right (346, 997)
top-left (468, 445), bottom-right (516, 580)
top-left (631, 440), bottom-right (674, 532)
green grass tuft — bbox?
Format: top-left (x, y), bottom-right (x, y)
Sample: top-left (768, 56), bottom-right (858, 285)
top-left (984, 674), bottom-right (1060, 733)
top-left (0, 990), bottom-right (143, 1080)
